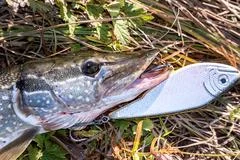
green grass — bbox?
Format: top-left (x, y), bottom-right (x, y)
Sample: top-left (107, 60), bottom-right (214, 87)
top-left (0, 0), bottom-right (240, 159)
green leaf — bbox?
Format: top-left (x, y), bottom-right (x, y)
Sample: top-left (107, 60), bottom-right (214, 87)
top-left (0, 28), bottom-right (3, 37)
top-left (28, 144), bottom-right (42, 160)
top-left (122, 3), bottom-right (153, 28)
top-left (105, 1), bottom-right (122, 18)
top-left (33, 134), bottom-right (67, 160)
top-left (70, 43), bottom-right (82, 53)
top-left (113, 20), bottom-right (130, 45)
top-left (119, 0), bottom-right (125, 7)
top-left (41, 142), bottom-right (67, 160)
top-left (86, 35), bottom-right (105, 44)
top-left (55, 0), bottom-right (77, 35)
top-left (133, 153), bottom-right (140, 160)
top-left (108, 41), bottom-right (132, 50)
top-left (74, 26), bottom-right (95, 35)
top-left (86, 3), bottom-right (104, 19)
top-left (142, 119), bottom-right (154, 132)
top-left (34, 135), bottom-right (46, 149)
top-left (74, 129), bottom-right (100, 138)
top-left (86, 2), bottom-right (110, 42)
top-left (114, 120), bottom-right (130, 133)
top-left (56, 129), bottom-right (68, 137)
top-left (141, 14), bottom-right (154, 22)
top-left (132, 125), bottom-right (137, 134)
top-left (28, 0), bottom-right (51, 13)
top-left (96, 24), bottom-right (110, 42)
top-left (159, 117), bottom-right (172, 137)
top-left (230, 106), bottom-right (240, 121)
top-left (72, 2), bottom-right (83, 10)
top-left (55, 0), bottom-right (68, 22)
top-left (144, 134), bottom-right (154, 146)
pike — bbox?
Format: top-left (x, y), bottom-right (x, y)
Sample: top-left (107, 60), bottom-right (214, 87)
top-left (0, 49), bottom-right (170, 160)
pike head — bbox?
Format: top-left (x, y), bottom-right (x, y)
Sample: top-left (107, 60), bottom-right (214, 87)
top-left (14, 50), bottom-right (169, 130)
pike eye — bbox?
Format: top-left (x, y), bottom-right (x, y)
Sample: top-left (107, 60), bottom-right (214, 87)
top-left (82, 61), bottom-right (100, 76)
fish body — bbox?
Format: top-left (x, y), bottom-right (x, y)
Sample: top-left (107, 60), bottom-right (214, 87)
top-left (0, 50), bottom-right (169, 159)
top-left (0, 87), bottom-right (39, 160)
top-left (109, 63), bottom-right (240, 119)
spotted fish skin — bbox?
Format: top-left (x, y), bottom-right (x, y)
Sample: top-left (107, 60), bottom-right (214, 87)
top-left (0, 89), bottom-right (39, 160)
top-left (0, 50), bottom-right (170, 159)
top-left (0, 90), bottom-right (31, 147)
top-left (0, 67), bottom-right (20, 90)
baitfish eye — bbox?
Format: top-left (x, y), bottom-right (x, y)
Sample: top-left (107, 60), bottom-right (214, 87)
top-left (218, 74), bottom-right (229, 85)
top-left (82, 61), bottom-right (100, 76)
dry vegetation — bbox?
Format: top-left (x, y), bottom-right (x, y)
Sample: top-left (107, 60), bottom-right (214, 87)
top-left (0, 0), bottom-right (240, 160)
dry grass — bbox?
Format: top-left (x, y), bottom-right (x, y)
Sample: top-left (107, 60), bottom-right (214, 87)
top-left (0, 0), bottom-right (240, 160)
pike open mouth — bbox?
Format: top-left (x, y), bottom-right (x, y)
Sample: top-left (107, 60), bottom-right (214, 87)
top-left (127, 64), bottom-right (171, 90)
top-left (141, 63), bottom-right (171, 78)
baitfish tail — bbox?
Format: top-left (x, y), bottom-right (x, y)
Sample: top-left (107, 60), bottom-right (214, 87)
top-left (0, 89), bottom-right (39, 160)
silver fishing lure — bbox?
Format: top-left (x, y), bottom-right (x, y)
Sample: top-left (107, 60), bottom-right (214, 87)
top-left (109, 63), bottom-right (240, 119)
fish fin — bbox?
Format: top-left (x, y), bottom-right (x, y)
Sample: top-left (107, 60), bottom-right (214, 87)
top-left (69, 111), bottom-right (105, 130)
top-left (0, 127), bottom-right (39, 160)
top-left (42, 113), bottom-right (80, 130)
top-left (42, 111), bottom-right (100, 130)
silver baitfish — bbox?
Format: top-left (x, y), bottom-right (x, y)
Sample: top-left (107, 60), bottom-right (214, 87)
top-left (109, 63), bottom-right (240, 119)
top-left (0, 50), bottom-right (170, 160)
